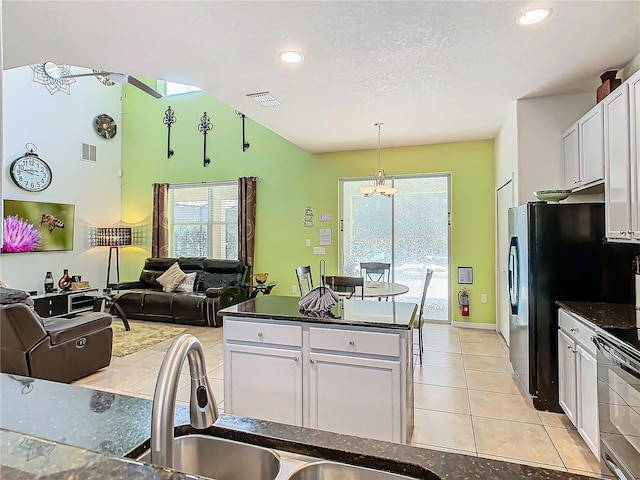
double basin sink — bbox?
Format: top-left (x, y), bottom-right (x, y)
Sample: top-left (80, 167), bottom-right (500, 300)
top-left (137, 434), bottom-right (437, 480)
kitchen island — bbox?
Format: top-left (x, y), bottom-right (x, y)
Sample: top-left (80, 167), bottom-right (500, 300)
top-left (220, 295), bottom-right (416, 443)
top-left (0, 373), bottom-right (603, 480)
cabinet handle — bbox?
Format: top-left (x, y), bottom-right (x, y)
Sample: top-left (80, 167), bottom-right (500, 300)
top-left (567, 345), bottom-right (576, 353)
top-left (257, 332), bottom-right (264, 337)
top-left (309, 358), bottom-right (315, 364)
top-left (349, 340), bottom-right (355, 345)
top-left (570, 328), bottom-right (578, 333)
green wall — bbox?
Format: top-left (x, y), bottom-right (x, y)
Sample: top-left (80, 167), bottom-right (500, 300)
top-left (121, 85), bottom-right (496, 324)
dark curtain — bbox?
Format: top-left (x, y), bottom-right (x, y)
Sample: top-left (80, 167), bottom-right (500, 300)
top-left (238, 177), bottom-right (257, 268)
top-left (152, 183), bottom-right (169, 258)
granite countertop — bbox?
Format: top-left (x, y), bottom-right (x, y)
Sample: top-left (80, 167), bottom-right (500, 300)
top-left (556, 301), bottom-right (640, 351)
top-left (219, 295), bottom-right (416, 330)
top-left (0, 374), bottom-right (602, 480)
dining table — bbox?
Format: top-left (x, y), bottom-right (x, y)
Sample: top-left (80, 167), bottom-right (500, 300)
top-left (332, 281), bottom-right (409, 299)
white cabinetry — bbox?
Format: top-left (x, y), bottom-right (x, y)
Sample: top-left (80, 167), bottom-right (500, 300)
top-left (562, 104), bottom-right (605, 190)
top-left (603, 69), bottom-right (640, 243)
top-left (557, 309), bottom-right (599, 458)
top-left (223, 316), bottom-right (412, 443)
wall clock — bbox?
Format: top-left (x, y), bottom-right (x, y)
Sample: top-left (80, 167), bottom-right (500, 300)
top-left (94, 114), bottom-right (117, 139)
top-left (9, 147), bottom-right (52, 192)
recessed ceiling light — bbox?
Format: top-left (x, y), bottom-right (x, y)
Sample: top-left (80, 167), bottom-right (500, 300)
top-left (280, 51), bottom-right (304, 63)
top-left (517, 7), bottom-right (552, 26)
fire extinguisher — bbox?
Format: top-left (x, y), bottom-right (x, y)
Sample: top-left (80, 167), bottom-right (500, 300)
top-left (458, 289), bottom-right (470, 317)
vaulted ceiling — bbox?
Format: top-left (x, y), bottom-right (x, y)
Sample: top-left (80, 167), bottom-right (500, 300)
top-left (3, 1), bottom-right (639, 153)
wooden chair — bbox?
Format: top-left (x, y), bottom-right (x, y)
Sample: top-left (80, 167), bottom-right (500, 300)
top-left (414, 269), bottom-right (434, 365)
top-left (324, 275), bottom-right (364, 299)
top-left (295, 265), bottom-right (314, 296)
top-left (360, 262), bottom-right (391, 283)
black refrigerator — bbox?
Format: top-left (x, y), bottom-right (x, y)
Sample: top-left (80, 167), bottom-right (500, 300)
top-left (507, 202), bottom-right (640, 412)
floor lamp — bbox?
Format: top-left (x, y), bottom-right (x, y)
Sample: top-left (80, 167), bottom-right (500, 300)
top-left (96, 227), bottom-right (132, 288)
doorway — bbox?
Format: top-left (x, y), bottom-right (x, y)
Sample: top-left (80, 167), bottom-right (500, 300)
top-left (340, 174), bottom-right (451, 322)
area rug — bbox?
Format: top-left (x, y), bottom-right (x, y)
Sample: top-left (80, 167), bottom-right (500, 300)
top-left (111, 320), bottom-right (187, 357)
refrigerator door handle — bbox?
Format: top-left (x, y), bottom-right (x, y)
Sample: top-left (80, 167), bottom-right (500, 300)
top-left (508, 237), bottom-right (519, 314)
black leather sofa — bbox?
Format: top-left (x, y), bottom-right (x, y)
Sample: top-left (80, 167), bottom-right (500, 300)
top-left (110, 257), bottom-right (250, 327)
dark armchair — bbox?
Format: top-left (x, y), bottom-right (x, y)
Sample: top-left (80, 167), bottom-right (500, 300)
top-left (0, 295), bottom-right (113, 383)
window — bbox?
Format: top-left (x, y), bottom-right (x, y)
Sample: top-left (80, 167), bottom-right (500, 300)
top-left (168, 182), bottom-right (238, 259)
top-left (164, 81), bottom-right (202, 96)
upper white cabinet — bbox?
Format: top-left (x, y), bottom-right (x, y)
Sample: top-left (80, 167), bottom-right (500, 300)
top-left (562, 104), bottom-right (605, 190)
top-left (603, 69), bottom-right (640, 243)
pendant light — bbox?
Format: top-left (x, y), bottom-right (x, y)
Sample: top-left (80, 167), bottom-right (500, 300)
top-left (360, 123), bottom-right (397, 197)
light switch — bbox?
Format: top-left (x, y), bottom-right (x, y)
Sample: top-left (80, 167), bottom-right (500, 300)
top-left (313, 247), bottom-right (325, 255)
top-left (305, 239), bottom-right (311, 247)
top-left (480, 294), bottom-right (488, 303)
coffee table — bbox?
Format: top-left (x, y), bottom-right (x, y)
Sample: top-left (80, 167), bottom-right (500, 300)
top-left (87, 291), bottom-right (131, 331)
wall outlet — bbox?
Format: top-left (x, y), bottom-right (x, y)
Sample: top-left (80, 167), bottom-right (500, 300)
top-left (292, 285), bottom-right (297, 293)
top-left (313, 247), bottom-right (326, 255)
top-left (305, 239), bottom-right (311, 247)
top-left (480, 294), bottom-right (488, 303)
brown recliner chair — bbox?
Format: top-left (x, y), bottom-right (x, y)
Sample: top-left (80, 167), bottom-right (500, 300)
top-left (1, 302), bottom-right (113, 383)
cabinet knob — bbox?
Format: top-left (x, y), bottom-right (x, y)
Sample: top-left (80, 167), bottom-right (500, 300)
top-left (567, 345), bottom-right (576, 353)
top-left (621, 231), bottom-right (626, 235)
top-left (570, 328), bottom-right (578, 333)
top-left (349, 340), bottom-right (355, 345)
top-left (309, 358), bottom-right (315, 364)
top-left (628, 231), bottom-right (633, 234)
top-left (293, 356), bottom-right (299, 362)
top-left (257, 332), bottom-right (264, 338)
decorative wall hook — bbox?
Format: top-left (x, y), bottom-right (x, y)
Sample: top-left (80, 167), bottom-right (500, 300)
top-left (198, 112), bottom-right (213, 167)
top-left (236, 111), bottom-right (250, 152)
top-left (163, 106), bottom-right (176, 158)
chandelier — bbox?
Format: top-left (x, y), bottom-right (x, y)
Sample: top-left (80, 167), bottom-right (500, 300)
top-left (359, 123), bottom-right (397, 197)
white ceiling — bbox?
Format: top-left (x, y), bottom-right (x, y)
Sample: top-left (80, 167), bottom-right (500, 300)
top-left (3, 1), bottom-right (639, 153)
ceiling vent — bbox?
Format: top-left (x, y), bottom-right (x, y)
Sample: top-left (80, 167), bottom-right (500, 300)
top-left (246, 91), bottom-right (281, 107)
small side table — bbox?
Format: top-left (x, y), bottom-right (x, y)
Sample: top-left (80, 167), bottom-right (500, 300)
top-left (241, 283), bottom-right (277, 300)
top-left (87, 291), bottom-right (131, 331)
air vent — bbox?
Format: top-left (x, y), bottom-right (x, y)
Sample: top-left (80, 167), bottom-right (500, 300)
top-left (246, 91), bottom-right (281, 107)
top-left (81, 143), bottom-right (96, 162)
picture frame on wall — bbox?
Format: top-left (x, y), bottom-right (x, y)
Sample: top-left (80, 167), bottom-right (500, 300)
top-left (458, 266), bottom-right (473, 284)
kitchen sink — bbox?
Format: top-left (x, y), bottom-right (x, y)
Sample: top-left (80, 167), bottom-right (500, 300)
top-left (287, 460), bottom-right (431, 480)
top-left (137, 434), bottom-right (281, 480)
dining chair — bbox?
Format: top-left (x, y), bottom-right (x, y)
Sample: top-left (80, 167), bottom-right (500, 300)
top-left (359, 262), bottom-right (391, 283)
top-left (324, 275), bottom-right (364, 299)
top-left (295, 265), bottom-right (314, 296)
top-left (414, 269), bottom-right (434, 365)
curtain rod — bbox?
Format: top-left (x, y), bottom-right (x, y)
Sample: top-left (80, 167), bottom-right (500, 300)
top-left (152, 177), bottom-right (260, 188)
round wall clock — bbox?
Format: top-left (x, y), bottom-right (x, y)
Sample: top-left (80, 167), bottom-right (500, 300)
top-left (94, 114), bottom-right (117, 139)
top-left (10, 151), bottom-right (52, 192)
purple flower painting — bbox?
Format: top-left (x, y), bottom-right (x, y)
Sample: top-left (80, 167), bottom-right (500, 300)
top-left (2, 216), bottom-right (40, 253)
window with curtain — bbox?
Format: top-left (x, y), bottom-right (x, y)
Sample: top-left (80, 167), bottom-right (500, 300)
top-left (169, 182), bottom-right (238, 259)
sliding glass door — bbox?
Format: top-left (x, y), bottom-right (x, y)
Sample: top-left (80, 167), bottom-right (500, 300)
top-left (340, 174), bottom-right (450, 322)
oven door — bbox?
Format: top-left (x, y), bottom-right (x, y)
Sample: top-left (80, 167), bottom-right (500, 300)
top-left (594, 334), bottom-right (640, 480)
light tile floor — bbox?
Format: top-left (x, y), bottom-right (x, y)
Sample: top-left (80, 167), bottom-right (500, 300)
top-left (72, 320), bottom-right (601, 476)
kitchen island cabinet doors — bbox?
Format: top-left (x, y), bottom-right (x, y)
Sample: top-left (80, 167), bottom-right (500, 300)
top-left (223, 316), bottom-right (412, 444)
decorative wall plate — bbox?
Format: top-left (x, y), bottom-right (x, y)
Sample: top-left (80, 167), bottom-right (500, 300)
top-left (94, 114), bottom-right (117, 139)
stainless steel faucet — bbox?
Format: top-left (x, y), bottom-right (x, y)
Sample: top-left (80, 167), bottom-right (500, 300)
top-left (150, 334), bottom-right (218, 468)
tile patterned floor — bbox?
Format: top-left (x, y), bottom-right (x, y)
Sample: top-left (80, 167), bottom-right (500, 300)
top-left (72, 320), bottom-right (601, 476)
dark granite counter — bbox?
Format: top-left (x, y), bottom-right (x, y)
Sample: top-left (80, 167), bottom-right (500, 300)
top-left (556, 301), bottom-right (640, 351)
top-left (0, 373), bottom-right (603, 480)
top-left (219, 295), bottom-right (416, 330)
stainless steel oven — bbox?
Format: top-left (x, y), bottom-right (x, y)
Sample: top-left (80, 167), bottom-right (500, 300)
top-left (594, 333), bottom-right (640, 480)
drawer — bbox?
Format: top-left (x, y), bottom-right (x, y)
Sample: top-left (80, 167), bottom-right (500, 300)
top-left (309, 326), bottom-right (400, 357)
top-left (558, 309), bottom-right (597, 355)
top-left (224, 319), bottom-right (302, 347)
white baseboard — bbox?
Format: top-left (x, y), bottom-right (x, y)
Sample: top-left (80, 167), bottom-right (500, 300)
top-left (452, 321), bottom-right (496, 330)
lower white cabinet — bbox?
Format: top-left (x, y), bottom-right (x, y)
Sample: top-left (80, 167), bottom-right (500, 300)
top-left (308, 352), bottom-right (400, 442)
top-left (557, 309), bottom-right (599, 458)
top-left (225, 343), bottom-right (303, 426)
top-left (223, 316), bottom-right (412, 443)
